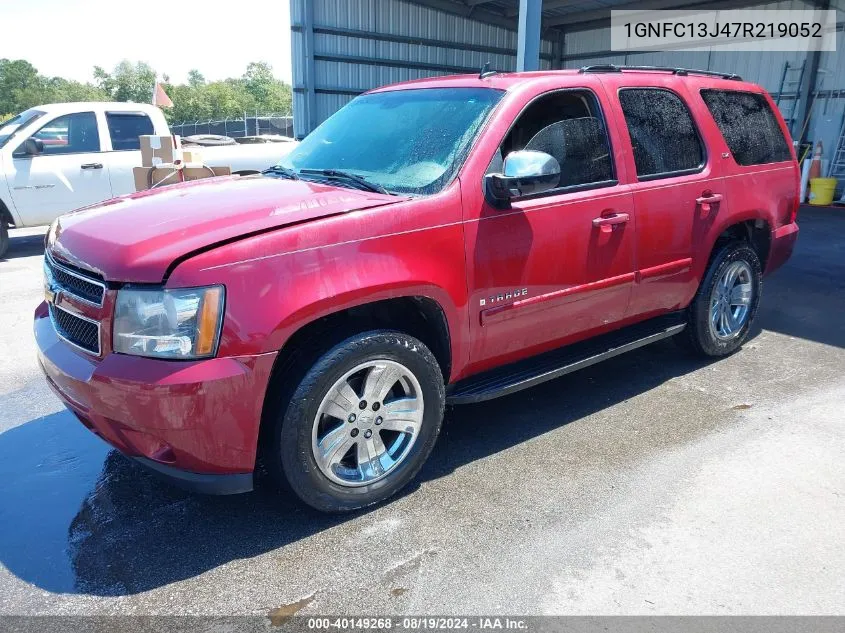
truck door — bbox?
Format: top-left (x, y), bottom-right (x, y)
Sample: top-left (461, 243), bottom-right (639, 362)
top-left (8, 111), bottom-right (113, 226)
top-left (462, 85), bottom-right (637, 374)
top-left (598, 75), bottom-right (726, 318)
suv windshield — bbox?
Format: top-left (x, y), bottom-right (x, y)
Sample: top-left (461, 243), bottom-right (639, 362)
top-left (278, 87), bottom-right (503, 195)
top-left (0, 109), bottom-right (45, 149)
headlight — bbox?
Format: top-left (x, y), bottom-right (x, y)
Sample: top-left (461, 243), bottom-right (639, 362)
top-left (113, 286), bottom-right (224, 359)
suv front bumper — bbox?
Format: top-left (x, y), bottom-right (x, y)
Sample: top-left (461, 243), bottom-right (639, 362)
top-left (34, 302), bottom-right (277, 495)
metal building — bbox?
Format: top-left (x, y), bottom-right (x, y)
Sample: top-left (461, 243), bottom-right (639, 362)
top-left (291, 0), bottom-right (845, 163)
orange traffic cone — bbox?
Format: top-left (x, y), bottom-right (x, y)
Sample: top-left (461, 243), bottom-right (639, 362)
top-left (809, 140), bottom-right (823, 180)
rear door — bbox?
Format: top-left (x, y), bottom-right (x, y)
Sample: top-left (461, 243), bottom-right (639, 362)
top-left (8, 111), bottom-right (113, 225)
top-left (102, 110), bottom-right (156, 195)
top-left (599, 75), bottom-right (726, 318)
top-left (697, 86), bottom-right (799, 244)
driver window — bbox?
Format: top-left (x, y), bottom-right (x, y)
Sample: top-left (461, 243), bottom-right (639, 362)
top-left (17, 112), bottom-right (100, 157)
top-left (491, 90), bottom-right (614, 190)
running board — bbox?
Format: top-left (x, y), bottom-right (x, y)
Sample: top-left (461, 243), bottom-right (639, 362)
top-left (446, 313), bottom-right (687, 405)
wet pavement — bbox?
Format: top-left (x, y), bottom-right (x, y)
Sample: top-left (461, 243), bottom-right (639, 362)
top-left (0, 209), bottom-right (843, 615)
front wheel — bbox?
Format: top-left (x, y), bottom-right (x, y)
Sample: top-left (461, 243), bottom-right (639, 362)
top-left (683, 241), bottom-right (762, 357)
top-left (0, 219), bottom-right (8, 260)
top-left (266, 331), bottom-right (445, 513)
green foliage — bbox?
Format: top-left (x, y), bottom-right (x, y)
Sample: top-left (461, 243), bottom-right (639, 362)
top-left (94, 60), bottom-right (157, 103)
top-left (162, 62), bottom-right (292, 123)
top-left (0, 59), bottom-right (110, 113)
top-left (0, 59), bottom-right (292, 123)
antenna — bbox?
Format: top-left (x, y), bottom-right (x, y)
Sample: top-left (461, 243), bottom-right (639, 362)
top-left (479, 62), bottom-right (497, 79)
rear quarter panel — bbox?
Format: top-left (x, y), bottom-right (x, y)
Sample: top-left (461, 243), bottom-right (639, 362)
top-left (166, 182), bottom-right (470, 382)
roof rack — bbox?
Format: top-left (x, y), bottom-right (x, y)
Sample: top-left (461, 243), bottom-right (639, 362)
top-left (579, 64), bottom-right (742, 81)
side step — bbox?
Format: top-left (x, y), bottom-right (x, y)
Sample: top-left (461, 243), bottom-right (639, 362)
top-left (446, 312), bottom-right (687, 405)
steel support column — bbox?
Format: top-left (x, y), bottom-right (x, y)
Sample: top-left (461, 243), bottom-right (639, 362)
top-left (302, 0), bottom-right (318, 136)
top-left (516, 0), bottom-right (542, 71)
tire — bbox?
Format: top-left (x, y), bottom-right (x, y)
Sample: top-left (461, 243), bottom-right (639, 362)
top-left (683, 241), bottom-right (762, 357)
top-left (0, 219), bottom-right (8, 260)
top-left (265, 330), bottom-right (445, 513)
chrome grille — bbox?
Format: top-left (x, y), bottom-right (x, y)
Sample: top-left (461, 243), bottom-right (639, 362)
top-left (50, 304), bottom-right (101, 355)
top-left (45, 255), bottom-right (105, 306)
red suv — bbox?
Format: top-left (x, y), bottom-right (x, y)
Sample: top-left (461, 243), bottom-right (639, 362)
top-left (35, 66), bottom-right (799, 512)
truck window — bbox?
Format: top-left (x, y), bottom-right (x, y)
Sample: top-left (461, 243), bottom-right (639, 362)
top-left (20, 112), bottom-right (100, 156)
top-left (106, 112), bottom-right (155, 151)
top-left (618, 88), bottom-right (704, 180)
top-left (494, 90), bottom-right (614, 190)
top-left (700, 89), bottom-right (792, 166)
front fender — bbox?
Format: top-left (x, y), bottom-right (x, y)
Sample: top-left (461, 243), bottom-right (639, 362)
top-left (167, 189), bottom-right (470, 380)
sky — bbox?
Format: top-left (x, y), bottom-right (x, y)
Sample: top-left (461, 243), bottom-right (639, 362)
top-left (0, 0), bottom-right (293, 84)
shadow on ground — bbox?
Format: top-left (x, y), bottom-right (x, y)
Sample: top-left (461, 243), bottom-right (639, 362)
top-left (1, 230), bottom-right (45, 261)
top-left (760, 207), bottom-right (845, 349)
top-left (0, 207), bottom-right (840, 596)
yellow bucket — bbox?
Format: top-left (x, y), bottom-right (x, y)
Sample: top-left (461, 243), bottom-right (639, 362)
top-left (809, 177), bottom-right (837, 206)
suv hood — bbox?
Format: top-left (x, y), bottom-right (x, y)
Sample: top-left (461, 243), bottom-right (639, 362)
top-left (49, 176), bottom-right (404, 283)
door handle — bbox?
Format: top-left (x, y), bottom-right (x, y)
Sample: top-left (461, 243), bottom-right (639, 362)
top-left (696, 192), bottom-right (723, 213)
top-left (592, 212), bottom-right (630, 233)
top-left (81, 163), bottom-right (103, 170)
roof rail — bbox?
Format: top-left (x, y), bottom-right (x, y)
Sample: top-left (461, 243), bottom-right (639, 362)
top-left (579, 64), bottom-right (742, 81)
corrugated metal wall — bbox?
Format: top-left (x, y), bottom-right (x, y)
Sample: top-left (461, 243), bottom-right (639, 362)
top-left (290, 0), bottom-right (556, 138)
top-left (561, 0), bottom-right (845, 164)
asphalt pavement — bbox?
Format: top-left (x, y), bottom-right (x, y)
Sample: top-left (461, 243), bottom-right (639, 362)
top-left (0, 208), bottom-right (843, 616)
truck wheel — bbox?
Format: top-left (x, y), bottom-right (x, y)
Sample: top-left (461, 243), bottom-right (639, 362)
top-left (0, 219), bottom-right (8, 259)
top-left (266, 330), bottom-right (445, 513)
top-left (683, 241), bottom-right (762, 357)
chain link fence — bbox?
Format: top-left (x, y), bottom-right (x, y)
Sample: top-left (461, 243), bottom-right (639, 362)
top-left (169, 114), bottom-right (294, 139)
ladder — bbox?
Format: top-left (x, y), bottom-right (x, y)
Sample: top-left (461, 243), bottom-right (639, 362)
top-left (828, 111), bottom-right (845, 183)
top-left (776, 61), bottom-right (806, 138)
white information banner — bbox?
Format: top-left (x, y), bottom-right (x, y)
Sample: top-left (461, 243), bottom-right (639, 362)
top-left (611, 9), bottom-right (837, 53)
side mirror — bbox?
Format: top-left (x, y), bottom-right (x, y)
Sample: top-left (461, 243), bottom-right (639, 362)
top-left (20, 137), bottom-right (44, 156)
top-left (484, 150), bottom-right (560, 207)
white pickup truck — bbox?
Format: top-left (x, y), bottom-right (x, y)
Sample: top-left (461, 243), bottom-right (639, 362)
top-left (0, 102), bottom-right (296, 258)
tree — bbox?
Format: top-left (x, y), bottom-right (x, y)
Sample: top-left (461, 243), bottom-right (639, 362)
top-left (187, 69), bottom-right (205, 88)
top-left (0, 59), bottom-right (44, 113)
top-left (94, 60), bottom-right (156, 103)
top-left (0, 58), bottom-right (291, 123)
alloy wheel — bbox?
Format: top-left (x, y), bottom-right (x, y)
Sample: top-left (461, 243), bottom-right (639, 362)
top-left (311, 360), bottom-right (424, 487)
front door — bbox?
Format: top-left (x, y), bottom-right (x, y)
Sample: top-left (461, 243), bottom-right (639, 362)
top-left (462, 86), bottom-right (637, 374)
top-left (8, 111), bottom-right (112, 226)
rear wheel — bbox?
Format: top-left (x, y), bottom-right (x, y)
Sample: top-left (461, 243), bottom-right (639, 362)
top-left (265, 330), bottom-right (445, 513)
top-left (683, 242), bottom-right (762, 357)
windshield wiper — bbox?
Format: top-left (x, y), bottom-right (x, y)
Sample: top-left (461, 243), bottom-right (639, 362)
top-left (299, 168), bottom-right (392, 195)
top-left (261, 165), bottom-right (300, 180)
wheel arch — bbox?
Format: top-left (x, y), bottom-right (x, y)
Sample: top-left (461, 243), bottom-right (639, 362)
top-left (256, 294), bottom-right (454, 468)
top-left (705, 214), bottom-right (771, 270)
top-left (0, 196), bottom-right (16, 228)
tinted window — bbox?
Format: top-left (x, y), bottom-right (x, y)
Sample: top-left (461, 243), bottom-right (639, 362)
top-left (619, 88), bottom-right (704, 178)
top-left (106, 112), bottom-right (155, 150)
top-left (496, 90), bottom-right (613, 189)
top-left (22, 112), bottom-right (100, 155)
top-left (700, 89), bottom-right (792, 166)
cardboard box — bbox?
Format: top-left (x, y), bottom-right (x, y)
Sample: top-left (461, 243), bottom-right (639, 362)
top-left (181, 149), bottom-right (203, 165)
top-left (133, 165), bottom-right (231, 192)
top-left (139, 135), bottom-right (181, 167)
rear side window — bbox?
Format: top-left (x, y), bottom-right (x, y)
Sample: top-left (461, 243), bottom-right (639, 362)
top-left (700, 90), bottom-right (792, 166)
top-left (106, 112), bottom-right (154, 151)
top-left (618, 88), bottom-right (704, 179)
